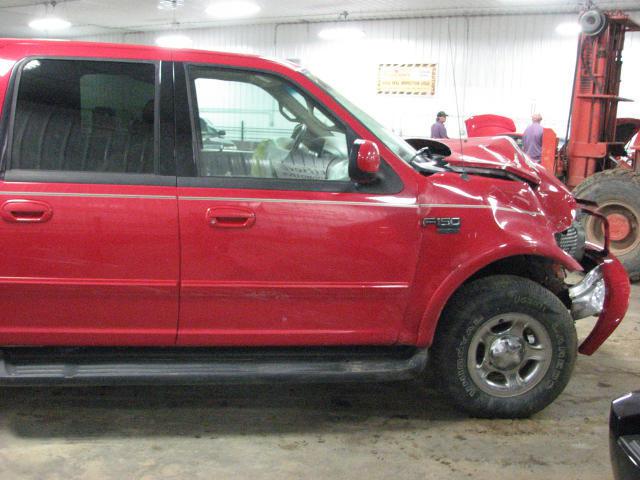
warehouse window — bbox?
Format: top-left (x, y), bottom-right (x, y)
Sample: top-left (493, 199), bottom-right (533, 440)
top-left (10, 59), bottom-right (157, 174)
top-left (189, 66), bottom-right (350, 181)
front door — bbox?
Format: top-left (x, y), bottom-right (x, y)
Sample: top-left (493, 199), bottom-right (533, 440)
top-left (175, 62), bottom-right (421, 346)
top-left (0, 57), bottom-right (179, 346)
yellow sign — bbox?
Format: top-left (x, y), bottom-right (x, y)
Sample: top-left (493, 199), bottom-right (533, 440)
top-left (377, 63), bottom-right (437, 96)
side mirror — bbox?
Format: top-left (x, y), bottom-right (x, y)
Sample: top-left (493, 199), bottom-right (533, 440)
top-left (349, 139), bottom-right (380, 184)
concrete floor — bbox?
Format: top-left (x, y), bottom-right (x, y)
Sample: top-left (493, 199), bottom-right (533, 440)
top-left (0, 287), bottom-right (638, 480)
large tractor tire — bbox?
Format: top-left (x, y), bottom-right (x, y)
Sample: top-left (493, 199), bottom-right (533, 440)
top-left (573, 168), bottom-right (640, 281)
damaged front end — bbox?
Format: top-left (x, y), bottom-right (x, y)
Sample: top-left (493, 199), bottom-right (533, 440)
top-left (562, 202), bottom-right (631, 355)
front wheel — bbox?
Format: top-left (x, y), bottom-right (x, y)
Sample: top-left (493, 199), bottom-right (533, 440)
top-left (431, 275), bottom-right (577, 418)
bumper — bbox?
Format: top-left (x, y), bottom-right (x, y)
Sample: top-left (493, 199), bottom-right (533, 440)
top-left (575, 249), bottom-right (630, 355)
top-left (610, 392), bottom-right (640, 480)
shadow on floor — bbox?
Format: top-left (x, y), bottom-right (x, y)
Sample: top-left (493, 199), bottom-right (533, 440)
top-left (0, 381), bottom-right (468, 440)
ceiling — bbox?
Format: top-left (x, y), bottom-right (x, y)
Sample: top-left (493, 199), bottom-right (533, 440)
top-left (0, 0), bottom-right (639, 38)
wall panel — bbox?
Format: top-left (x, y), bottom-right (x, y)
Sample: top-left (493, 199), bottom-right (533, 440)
top-left (81, 14), bottom-right (640, 139)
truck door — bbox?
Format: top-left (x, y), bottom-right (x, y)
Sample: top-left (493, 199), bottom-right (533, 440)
top-left (0, 58), bottom-right (179, 346)
top-left (172, 60), bottom-right (421, 346)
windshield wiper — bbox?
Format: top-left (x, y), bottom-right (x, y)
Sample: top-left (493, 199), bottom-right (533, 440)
top-left (409, 147), bottom-right (451, 174)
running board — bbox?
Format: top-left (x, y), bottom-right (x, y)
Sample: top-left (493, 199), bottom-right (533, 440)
top-left (0, 346), bottom-right (428, 386)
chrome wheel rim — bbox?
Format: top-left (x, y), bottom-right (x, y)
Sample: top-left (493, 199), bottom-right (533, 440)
top-left (467, 313), bottom-right (552, 398)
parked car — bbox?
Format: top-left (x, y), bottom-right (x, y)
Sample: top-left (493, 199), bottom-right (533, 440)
top-left (610, 392), bottom-right (640, 479)
top-left (0, 39), bottom-right (630, 418)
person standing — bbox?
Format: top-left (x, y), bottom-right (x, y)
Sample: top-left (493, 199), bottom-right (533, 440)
top-left (431, 111), bottom-right (449, 139)
top-left (522, 113), bottom-right (544, 162)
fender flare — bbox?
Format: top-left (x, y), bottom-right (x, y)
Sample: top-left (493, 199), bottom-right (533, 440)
top-left (415, 244), bottom-right (582, 346)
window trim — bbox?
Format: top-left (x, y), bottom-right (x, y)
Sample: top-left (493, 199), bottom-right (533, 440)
top-left (179, 63), bottom-right (403, 195)
top-left (4, 169), bottom-right (175, 186)
top-left (1, 56), bottom-right (174, 186)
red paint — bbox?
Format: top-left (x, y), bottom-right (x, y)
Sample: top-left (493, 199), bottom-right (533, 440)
top-left (206, 206), bottom-right (256, 229)
top-left (565, 14), bottom-right (640, 188)
top-left (0, 199), bottom-right (53, 223)
top-left (579, 250), bottom-right (630, 355)
top-left (175, 188), bottom-right (421, 346)
top-left (465, 114), bottom-right (516, 137)
top-left (608, 213), bottom-right (631, 241)
top-left (0, 39), bottom-right (629, 354)
top-left (441, 136), bottom-right (541, 185)
top-left (0, 183), bottom-right (180, 346)
top-left (355, 140), bottom-right (380, 173)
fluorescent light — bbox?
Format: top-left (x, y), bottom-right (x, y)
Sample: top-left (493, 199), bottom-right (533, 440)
top-left (318, 26), bottom-right (365, 41)
top-left (555, 22), bottom-right (582, 36)
top-left (156, 34), bottom-right (193, 48)
top-left (158, 0), bottom-right (184, 10)
top-left (206, 1), bottom-right (260, 19)
top-left (29, 17), bottom-right (71, 31)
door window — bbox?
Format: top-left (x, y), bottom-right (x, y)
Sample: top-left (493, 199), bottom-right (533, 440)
top-left (189, 67), bottom-right (350, 182)
top-left (10, 59), bottom-right (157, 174)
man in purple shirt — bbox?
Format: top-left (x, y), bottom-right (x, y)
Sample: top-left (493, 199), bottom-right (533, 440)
top-left (431, 111), bottom-right (449, 139)
top-left (522, 113), bottom-right (544, 162)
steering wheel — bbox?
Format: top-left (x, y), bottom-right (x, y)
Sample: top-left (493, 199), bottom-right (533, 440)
top-left (289, 123), bottom-right (308, 153)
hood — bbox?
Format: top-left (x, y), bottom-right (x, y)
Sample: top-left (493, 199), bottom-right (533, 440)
top-left (405, 136), bottom-right (576, 232)
top-left (438, 136), bottom-right (541, 185)
top-left (438, 136), bottom-right (576, 232)
top-left (465, 114), bottom-right (516, 138)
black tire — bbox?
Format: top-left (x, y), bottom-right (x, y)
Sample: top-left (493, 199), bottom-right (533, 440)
top-left (573, 169), bottom-right (640, 282)
top-left (431, 275), bottom-right (577, 418)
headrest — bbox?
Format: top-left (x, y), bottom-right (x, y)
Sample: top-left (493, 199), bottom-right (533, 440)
top-left (142, 100), bottom-right (154, 124)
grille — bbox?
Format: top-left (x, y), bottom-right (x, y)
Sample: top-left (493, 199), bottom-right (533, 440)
top-left (555, 222), bottom-right (585, 261)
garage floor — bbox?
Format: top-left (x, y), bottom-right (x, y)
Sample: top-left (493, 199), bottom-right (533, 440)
top-left (0, 286), bottom-right (637, 480)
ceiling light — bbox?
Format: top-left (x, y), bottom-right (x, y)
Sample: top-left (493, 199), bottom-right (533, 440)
top-left (555, 22), bottom-right (582, 36)
top-left (156, 34), bottom-right (193, 48)
top-left (318, 26), bottom-right (365, 41)
top-left (206, 1), bottom-right (261, 19)
top-left (158, 0), bottom-right (184, 10)
top-left (29, 16), bottom-right (71, 31)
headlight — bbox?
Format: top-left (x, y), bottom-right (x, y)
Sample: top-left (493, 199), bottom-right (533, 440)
top-left (569, 266), bottom-right (606, 320)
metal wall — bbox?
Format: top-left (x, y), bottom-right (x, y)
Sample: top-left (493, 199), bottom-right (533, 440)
top-left (81, 13), bottom-right (640, 139)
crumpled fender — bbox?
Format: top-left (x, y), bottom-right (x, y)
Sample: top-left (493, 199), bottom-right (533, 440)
top-left (412, 209), bottom-right (582, 347)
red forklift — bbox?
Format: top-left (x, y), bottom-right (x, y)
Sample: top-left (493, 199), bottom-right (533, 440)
top-left (465, 9), bottom-right (640, 280)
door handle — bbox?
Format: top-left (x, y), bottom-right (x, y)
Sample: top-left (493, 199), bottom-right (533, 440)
top-left (206, 206), bottom-right (256, 229)
top-left (0, 200), bottom-right (53, 223)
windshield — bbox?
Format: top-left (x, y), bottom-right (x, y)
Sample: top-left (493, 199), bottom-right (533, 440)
top-left (303, 70), bottom-right (416, 164)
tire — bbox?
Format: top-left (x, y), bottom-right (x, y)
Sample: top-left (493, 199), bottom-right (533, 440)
top-left (431, 275), bottom-right (577, 418)
top-left (573, 169), bottom-right (640, 282)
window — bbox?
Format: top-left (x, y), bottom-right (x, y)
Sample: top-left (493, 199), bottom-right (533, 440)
top-left (10, 59), bottom-right (157, 174)
top-left (189, 67), bottom-right (350, 182)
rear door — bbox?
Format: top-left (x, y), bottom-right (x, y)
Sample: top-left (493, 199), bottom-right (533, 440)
top-left (0, 56), bottom-right (179, 346)
top-left (173, 58), bottom-right (421, 346)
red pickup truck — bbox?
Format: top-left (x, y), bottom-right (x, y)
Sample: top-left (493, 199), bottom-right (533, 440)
top-left (0, 39), bottom-right (630, 418)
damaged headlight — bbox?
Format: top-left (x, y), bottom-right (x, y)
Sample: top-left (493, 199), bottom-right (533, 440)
top-left (569, 266), bottom-right (606, 320)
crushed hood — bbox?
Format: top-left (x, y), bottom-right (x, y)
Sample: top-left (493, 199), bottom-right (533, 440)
top-left (438, 136), bottom-right (541, 185)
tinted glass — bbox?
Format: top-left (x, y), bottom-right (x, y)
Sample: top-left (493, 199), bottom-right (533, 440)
top-left (189, 67), bottom-right (350, 181)
top-left (11, 59), bottom-right (156, 174)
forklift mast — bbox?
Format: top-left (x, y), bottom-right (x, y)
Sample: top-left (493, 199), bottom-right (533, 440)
top-left (564, 11), bottom-right (640, 188)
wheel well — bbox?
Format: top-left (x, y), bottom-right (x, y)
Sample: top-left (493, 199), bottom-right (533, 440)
top-left (464, 255), bottom-right (570, 307)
